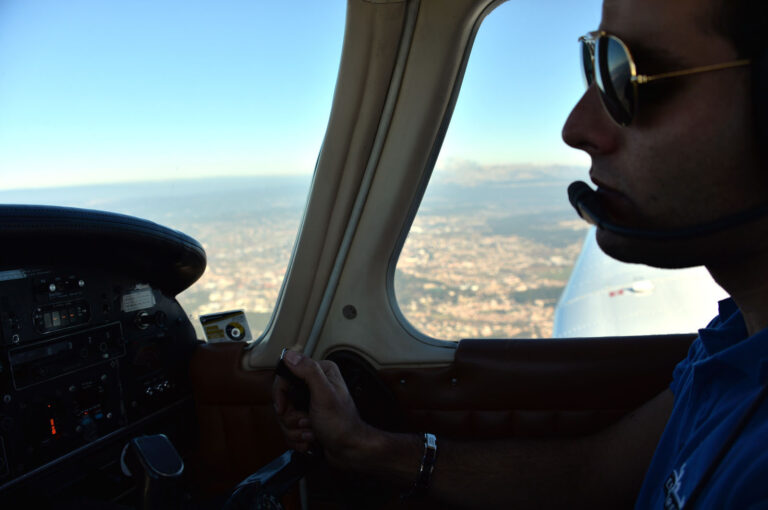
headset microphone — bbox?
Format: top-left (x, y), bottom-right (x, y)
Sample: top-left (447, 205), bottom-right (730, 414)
top-left (568, 181), bottom-right (768, 240)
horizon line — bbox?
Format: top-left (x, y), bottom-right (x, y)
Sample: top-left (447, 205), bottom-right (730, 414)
top-left (0, 160), bottom-right (589, 193)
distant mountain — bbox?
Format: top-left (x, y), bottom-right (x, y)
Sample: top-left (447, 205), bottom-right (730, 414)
top-left (411, 161), bottom-right (588, 217)
top-left (0, 163), bottom-right (589, 225)
top-left (432, 159), bottom-right (587, 187)
top-left (0, 175), bottom-right (312, 225)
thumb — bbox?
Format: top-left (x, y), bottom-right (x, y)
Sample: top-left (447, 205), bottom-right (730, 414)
top-left (282, 350), bottom-right (333, 395)
top-left (318, 360), bottom-right (348, 393)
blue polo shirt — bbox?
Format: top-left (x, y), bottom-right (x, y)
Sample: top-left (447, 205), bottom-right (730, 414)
top-left (635, 299), bottom-right (768, 509)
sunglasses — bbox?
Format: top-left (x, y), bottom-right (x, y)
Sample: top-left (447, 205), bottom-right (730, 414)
top-left (579, 30), bottom-right (751, 126)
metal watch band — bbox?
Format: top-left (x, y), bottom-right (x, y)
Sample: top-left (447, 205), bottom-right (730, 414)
top-left (403, 433), bottom-right (438, 500)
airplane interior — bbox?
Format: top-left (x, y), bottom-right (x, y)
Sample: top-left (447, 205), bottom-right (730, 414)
top-left (0, 0), bottom-right (699, 508)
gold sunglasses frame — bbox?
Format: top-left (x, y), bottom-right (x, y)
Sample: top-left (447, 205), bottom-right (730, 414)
top-left (579, 30), bottom-right (751, 125)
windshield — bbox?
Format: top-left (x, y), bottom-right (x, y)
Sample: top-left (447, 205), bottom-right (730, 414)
top-left (0, 1), bottom-right (345, 338)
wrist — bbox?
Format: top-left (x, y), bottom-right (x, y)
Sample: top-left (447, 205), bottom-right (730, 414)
top-left (339, 427), bottom-right (424, 485)
top-left (324, 421), bottom-right (382, 470)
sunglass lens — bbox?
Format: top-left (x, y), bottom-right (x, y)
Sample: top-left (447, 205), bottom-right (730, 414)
top-left (580, 39), bottom-right (595, 87)
top-left (595, 35), bottom-right (634, 125)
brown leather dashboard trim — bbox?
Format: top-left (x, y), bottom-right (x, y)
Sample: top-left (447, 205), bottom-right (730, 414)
top-left (190, 342), bottom-right (273, 404)
top-left (189, 342), bottom-right (288, 494)
top-left (376, 335), bottom-right (695, 437)
top-left (380, 335), bottom-right (694, 410)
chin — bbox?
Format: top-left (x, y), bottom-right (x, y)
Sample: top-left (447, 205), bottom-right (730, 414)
top-left (595, 228), bottom-right (703, 269)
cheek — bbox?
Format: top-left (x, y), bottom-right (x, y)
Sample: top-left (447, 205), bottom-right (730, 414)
top-left (619, 132), bottom-right (702, 217)
top-left (622, 83), bottom-right (762, 223)
top-left (690, 94), bottom-right (767, 206)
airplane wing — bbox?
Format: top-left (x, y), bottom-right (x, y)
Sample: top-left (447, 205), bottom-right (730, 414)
top-left (553, 227), bottom-right (728, 337)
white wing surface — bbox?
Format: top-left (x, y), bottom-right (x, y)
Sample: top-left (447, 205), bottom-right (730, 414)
top-left (553, 228), bottom-right (728, 337)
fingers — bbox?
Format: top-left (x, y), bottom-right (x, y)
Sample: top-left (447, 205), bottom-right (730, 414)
top-left (282, 424), bottom-right (315, 445)
top-left (275, 401), bottom-right (314, 451)
top-left (273, 351), bottom-right (362, 460)
top-left (272, 352), bottom-right (316, 451)
top-left (279, 408), bottom-right (310, 428)
top-left (283, 431), bottom-right (315, 453)
top-left (272, 375), bottom-right (289, 416)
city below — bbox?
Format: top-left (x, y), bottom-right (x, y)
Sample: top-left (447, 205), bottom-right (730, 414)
top-left (0, 164), bottom-right (589, 341)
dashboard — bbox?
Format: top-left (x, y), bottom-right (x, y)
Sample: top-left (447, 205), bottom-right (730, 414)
top-left (0, 205), bottom-right (206, 507)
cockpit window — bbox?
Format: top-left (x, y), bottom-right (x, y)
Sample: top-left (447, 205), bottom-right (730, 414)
top-left (0, 1), bottom-right (345, 339)
top-left (393, 0), bottom-right (726, 341)
top-left (394, 0), bottom-right (592, 340)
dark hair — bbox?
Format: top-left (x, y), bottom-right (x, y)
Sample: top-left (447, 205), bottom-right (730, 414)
top-left (713, 0), bottom-right (768, 144)
top-left (713, 0), bottom-right (768, 59)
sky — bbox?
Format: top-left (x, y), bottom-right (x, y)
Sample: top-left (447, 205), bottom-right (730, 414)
top-left (0, 0), bottom-right (602, 191)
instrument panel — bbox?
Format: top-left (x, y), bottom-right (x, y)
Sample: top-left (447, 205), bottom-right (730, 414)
top-left (0, 266), bottom-right (198, 492)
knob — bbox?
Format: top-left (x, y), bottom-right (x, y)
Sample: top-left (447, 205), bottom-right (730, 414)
top-left (135, 311), bottom-right (152, 330)
top-left (154, 311), bottom-right (167, 328)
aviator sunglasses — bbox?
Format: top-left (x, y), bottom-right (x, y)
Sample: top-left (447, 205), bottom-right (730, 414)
top-left (579, 31), bottom-right (751, 126)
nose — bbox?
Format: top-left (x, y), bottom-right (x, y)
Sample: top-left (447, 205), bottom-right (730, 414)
top-left (562, 86), bottom-right (620, 156)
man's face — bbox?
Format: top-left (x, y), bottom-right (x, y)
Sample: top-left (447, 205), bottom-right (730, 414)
top-left (562, 0), bottom-right (768, 268)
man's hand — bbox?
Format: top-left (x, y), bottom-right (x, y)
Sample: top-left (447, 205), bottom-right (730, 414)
top-left (272, 350), bottom-right (375, 468)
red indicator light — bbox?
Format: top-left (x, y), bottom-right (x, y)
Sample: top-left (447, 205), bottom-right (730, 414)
top-left (50, 418), bottom-right (57, 436)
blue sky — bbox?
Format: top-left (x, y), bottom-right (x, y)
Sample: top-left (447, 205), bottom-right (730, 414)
top-left (0, 0), bottom-right (601, 191)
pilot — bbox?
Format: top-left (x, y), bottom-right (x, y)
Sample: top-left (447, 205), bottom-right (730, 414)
top-left (273, 0), bottom-right (768, 507)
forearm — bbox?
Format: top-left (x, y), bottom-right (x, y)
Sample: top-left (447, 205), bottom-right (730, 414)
top-left (340, 426), bottom-right (424, 486)
top-left (347, 407), bottom-right (671, 508)
top-left (350, 430), bottom-right (622, 508)
top-left (276, 353), bottom-right (670, 507)
top-left (343, 391), bottom-right (672, 508)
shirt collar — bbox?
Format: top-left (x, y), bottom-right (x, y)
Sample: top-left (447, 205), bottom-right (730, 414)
top-left (698, 298), bottom-right (768, 384)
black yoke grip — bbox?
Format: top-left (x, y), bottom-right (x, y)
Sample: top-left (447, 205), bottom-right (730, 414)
top-left (275, 351), bottom-right (310, 413)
